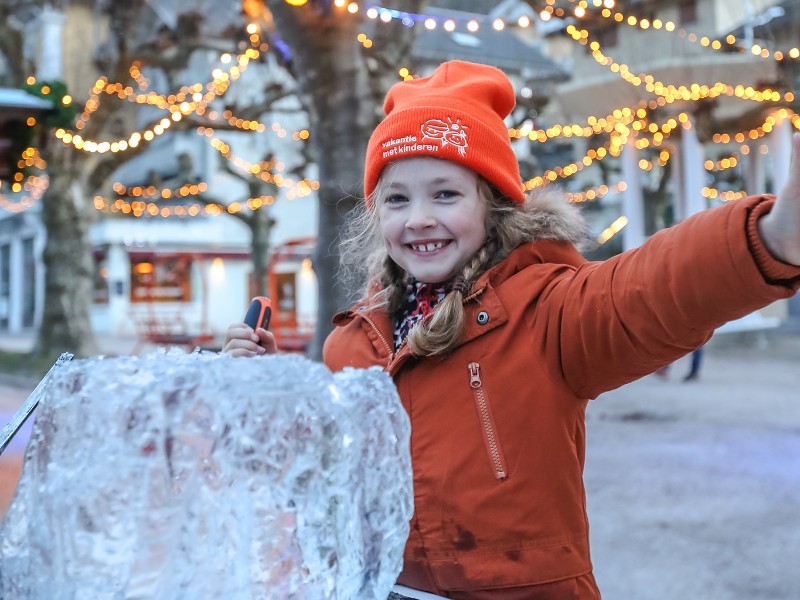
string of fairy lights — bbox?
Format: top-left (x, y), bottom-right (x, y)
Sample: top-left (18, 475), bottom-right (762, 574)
top-left (555, 0), bottom-right (800, 61)
top-left (0, 175), bottom-right (49, 213)
top-left (3, 4), bottom-right (799, 224)
top-left (53, 21), bottom-right (323, 218)
top-left (523, 106), bottom-right (800, 196)
top-left (344, 0), bottom-right (800, 210)
top-left (92, 188), bottom-right (280, 218)
top-left (0, 146), bottom-right (49, 212)
top-left (568, 24), bottom-right (793, 105)
top-left (347, 0), bottom-right (800, 62)
top-left (52, 39), bottom-right (263, 153)
top-left (5, 24), bottom-right (292, 217)
top-left (198, 126), bottom-right (319, 198)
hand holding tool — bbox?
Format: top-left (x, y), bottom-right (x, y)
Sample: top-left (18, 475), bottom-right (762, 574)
top-left (243, 296), bottom-right (272, 331)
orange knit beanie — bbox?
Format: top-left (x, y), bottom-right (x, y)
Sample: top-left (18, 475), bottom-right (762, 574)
top-left (364, 60), bottom-right (525, 205)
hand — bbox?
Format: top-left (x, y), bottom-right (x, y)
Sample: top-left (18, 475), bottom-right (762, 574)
top-left (222, 323), bottom-right (278, 357)
top-left (758, 132), bottom-right (800, 266)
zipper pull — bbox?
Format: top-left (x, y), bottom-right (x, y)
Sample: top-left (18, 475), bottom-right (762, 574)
top-left (468, 362), bottom-right (481, 388)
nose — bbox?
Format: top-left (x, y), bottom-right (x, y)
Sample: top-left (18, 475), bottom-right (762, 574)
top-left (405, 199), bottom-right (436, 230)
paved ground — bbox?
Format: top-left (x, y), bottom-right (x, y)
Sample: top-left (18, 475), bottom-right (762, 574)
top-left (585, 330), bottom-right (800, 600)
top-left (0, 382), bottom-right (33, 517)
top-left (0, 329), bottom-right (798, 598)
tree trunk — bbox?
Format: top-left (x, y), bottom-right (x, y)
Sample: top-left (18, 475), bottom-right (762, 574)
top-left (265, 3), bottom-right (370, 360)
top-left (248, 180), bottom-right (274, 298)
top-left (0, 18), bottom-right (25, 86)
top-left (264, 1), bottom-right (423, 360)
top-left (645, 158), bottom-right (673, 234)
top-left (33, 142), bottom-right (99, 359)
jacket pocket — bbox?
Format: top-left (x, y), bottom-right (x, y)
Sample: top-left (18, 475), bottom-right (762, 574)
top-left (467, 362), bottom-right (508, 481)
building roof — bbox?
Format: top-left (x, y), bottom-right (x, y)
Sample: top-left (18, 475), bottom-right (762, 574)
top-left (412, 7), bottom-right (569, 81)
top-left (427, 0), bottom-right (501, 13)
top-left (0, 88), bottom-right (52, 111)
top-left (723, 0), bottom-right (799, 40)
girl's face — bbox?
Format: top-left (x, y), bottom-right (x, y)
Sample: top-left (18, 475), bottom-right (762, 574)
top-left (376, 157), bottom-right (488, 284)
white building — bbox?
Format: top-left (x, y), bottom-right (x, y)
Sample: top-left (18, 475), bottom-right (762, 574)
top-left (2, 0), bottom-right (795, 347)
top-left (0, 88), bottom-right (51, 335)
top-left (0, 4), bottom-right (319, 349)
top-left (542, 0), bottom-right (798, 325)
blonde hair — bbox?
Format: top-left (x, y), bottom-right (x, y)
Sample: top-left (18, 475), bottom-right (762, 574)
top-left (338, 179), bottom-right (587, 357)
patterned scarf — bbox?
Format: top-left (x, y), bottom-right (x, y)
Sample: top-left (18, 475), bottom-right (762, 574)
top-left (392, 281), bottom-right (450, 351)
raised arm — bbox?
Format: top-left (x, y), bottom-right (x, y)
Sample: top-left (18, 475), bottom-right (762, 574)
top-left (758, 132), bottom-right (800, 266)
top-left (549, 188), bottom-right (800, 399)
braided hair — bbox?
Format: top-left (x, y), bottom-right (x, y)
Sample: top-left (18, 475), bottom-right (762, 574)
top-left (338, 177), bottom-right (585, 356)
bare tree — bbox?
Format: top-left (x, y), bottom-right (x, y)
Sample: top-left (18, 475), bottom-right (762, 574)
top-left (9, 0), bottom-right (423, 361)
top-left (0, 0), bottom-right (104, 360)
top-left (27, 1), bottom-right (260, 359)
top-left (195, 152), bottom-right (278, 298)
top-left (0, 0), bottom-right (29, 86)
top-left (31, 1), bottom-right (165, 359)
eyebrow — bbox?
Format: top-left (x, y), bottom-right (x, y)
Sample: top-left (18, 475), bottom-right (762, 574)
top-left (384, 177), bottom-right (459, 190)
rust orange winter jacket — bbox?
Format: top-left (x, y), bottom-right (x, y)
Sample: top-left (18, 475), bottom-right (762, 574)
top-left (323, 196), bottom-right (800, 597)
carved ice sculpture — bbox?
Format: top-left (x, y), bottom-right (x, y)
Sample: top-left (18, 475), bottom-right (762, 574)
top-left (0, 350), bottom-right (413, 600)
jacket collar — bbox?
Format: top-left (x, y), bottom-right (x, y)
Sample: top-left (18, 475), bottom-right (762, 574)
top-left (331, 240), bottom-right (585, 369)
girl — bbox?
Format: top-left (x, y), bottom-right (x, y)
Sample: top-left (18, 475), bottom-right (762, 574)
top-left (224, 60), bottom-right (800, 599)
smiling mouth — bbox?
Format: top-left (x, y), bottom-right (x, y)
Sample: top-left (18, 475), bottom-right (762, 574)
top-left (409, 241), bottom-right (448, 253)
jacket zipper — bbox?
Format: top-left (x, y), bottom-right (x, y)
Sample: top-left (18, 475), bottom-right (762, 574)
top-left (468, 362), bottom-right (508, 481)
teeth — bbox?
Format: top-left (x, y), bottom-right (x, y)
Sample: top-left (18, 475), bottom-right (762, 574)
top-left (412, 242), bottom-right (444, 253)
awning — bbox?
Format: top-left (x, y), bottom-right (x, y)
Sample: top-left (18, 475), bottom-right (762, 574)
top-left (0, 88), bottom-right (53, 111)
top-left (125, 250), bottom-right (251, 261)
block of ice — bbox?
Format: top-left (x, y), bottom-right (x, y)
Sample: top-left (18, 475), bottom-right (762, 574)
top-left (0, 350), bottom-right (413, 599)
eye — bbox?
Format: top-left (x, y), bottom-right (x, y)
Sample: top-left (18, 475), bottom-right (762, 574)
top-left (435, 189), bottom-right (460, 200)
top-left (383, 194), bottom-right (408, 205)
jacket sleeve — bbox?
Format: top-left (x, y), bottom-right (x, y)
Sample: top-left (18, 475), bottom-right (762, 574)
top-left (545, 195), bottom-right (800, 399)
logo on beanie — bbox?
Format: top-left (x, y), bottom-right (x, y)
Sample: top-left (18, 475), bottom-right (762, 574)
top-left (380, 117), bottom-right (469, 160)
top-left (421, 117), bottom-right (468, 156)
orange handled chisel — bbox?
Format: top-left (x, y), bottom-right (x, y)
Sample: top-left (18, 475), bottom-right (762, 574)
top-left (244, 296), bottom-right (272, 331)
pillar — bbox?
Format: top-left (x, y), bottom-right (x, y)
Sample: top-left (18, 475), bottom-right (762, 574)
top-left (769, 117), bottom-right (793, 194)
top-left (621, 137), bottom-right (646, 250)
top-left (680, 120), bottom-right (707, 218)
top-left (36, 6), bottom-right (66, 81)
top-left (745, 141), bottom-right (766, 197)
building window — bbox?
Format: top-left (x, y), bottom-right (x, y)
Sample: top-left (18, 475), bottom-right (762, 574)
top-left (597, 24), bottom-right (618, 48)
top-left (93, 250), bottom-right (109, 304)
top-left (22, 238), bottom-right (35, 327)
top-left (130, 255), bottom-right (192, 303)
top-left (0, 244), bottom-right (9, 329)
top-left (679, 0), bottom-right (697, 25)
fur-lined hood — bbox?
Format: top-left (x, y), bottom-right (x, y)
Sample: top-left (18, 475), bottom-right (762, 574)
top-left (523, 186), bottom-right (591, 250)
